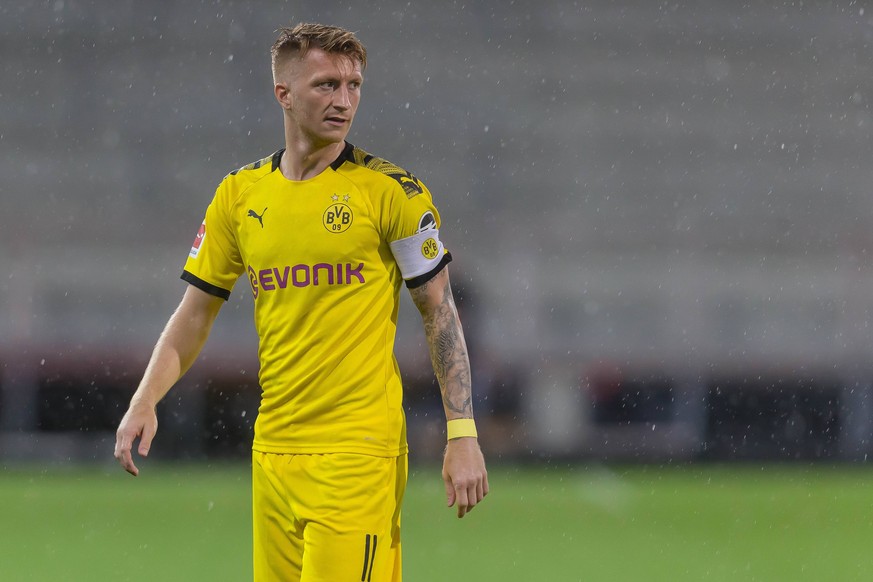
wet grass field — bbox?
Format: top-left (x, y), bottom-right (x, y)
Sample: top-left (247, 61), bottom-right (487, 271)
top-left (1, 462), bottom-right (872, 581)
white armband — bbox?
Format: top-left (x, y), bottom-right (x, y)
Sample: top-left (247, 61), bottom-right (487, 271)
top-left (389, 229), bottom-right (446, 280)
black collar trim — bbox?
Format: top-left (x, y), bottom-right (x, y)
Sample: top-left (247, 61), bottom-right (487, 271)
top-left (271, 149), bottom-right (284, 172)
top-left (270, 142), bottom-right (354, 173)
top-left (330, 141), bottom-right (355, 171)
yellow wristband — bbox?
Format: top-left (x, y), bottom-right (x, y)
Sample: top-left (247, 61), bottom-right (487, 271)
top-left (446, 418), bottom-right (478, 440)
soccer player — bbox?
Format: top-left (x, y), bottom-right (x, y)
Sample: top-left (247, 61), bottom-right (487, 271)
top-left (114, 22), bottom-right (489, 581)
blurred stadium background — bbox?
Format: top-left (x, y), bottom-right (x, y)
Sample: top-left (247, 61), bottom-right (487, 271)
top-left (3, 1), bottom-right (873, 579)
top-left (3, 0), bottom-right (873, 464)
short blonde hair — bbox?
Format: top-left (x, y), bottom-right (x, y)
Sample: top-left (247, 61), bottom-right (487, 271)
top-left (271, 23), bottom-right (367, 81)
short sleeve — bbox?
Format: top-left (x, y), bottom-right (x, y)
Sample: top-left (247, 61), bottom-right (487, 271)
top-left (181, 180), bottom-right (244, 299)
top-left (383, 178), bottom-right (452, 288)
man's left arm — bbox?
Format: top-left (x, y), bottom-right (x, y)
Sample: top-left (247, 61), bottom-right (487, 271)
top-left (409, 266), bottom-right (489, 518)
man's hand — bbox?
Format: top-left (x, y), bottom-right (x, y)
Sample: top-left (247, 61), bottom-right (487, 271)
top-left (442, 437), bottom-right (489, 518)
top-left (114, 401), bottom-right (158, 476)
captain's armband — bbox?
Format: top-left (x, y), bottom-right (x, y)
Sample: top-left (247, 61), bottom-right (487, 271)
top-left (389, 228), bottom-right (447, 281)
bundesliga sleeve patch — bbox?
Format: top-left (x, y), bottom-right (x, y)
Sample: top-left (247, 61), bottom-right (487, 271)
top-left (189, 221), bottom-right (206, 259)
top-left (389, 228), bottom-right (445, 280)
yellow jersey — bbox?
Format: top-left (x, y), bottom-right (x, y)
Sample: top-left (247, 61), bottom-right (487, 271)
top-left (181, 142), bottom-right (451, 457)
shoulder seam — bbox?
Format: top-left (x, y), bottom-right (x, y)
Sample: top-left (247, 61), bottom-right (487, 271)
top-left (227, 150), bottom-right (282, 178)
top-left (219, 150), bottom-right (283, 209)
top-left (347, 146), bottom-right (425, 199)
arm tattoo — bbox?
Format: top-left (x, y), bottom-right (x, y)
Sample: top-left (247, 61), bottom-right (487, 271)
top-left (410, 274), bottom-right (473, 418)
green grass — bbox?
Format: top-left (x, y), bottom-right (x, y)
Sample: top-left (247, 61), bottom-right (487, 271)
top-left (2, 462), bottom-right (873, 581)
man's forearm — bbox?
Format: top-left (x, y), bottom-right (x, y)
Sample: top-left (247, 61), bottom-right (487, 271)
top-left (132, 286), bottom-right (221, 408)
top-left (131, 336), bottom-right (187, 408)
top-left (411, 270), bottom-right (473, 419)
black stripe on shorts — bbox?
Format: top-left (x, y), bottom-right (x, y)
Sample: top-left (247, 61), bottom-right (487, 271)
top-left (361, 533), bottom-right (378, 582)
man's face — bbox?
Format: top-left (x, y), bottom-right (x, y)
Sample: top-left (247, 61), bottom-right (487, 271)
top-left (278, 48), bottom-right (363, 147)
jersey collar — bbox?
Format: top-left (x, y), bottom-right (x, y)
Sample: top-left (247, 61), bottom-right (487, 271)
top-left (269, 142), bottom-right (355, 173)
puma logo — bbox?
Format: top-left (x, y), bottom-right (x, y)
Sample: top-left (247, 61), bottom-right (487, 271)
top-left (397, 174), bottom-right (423, 197)
top-left (248, 207), bottom-right (268, 228)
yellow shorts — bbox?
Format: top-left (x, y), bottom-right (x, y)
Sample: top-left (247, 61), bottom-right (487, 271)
top-left (252, 451), bottom-right (407, 582)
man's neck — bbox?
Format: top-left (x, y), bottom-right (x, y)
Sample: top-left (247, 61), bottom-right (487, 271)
top-left (280, 135), bottom-right (346, 182)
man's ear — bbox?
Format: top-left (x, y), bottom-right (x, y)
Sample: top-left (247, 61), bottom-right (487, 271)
top-left (275, 83), bottom-right (292, 110)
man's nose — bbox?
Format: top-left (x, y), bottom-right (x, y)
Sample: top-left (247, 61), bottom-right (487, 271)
top-left (334, 86), bottom-right (352, 110)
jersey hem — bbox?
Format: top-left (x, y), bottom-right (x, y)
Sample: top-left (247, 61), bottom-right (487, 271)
top-left (251, 442), bottom-right (408, 458)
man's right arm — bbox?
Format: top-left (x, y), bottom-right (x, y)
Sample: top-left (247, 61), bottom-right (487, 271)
top-left (114, 284), bottom-right (225, 476)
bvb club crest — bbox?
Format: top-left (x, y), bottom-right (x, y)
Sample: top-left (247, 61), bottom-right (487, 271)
top-left (323, 195), bottom-right (353, 233)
